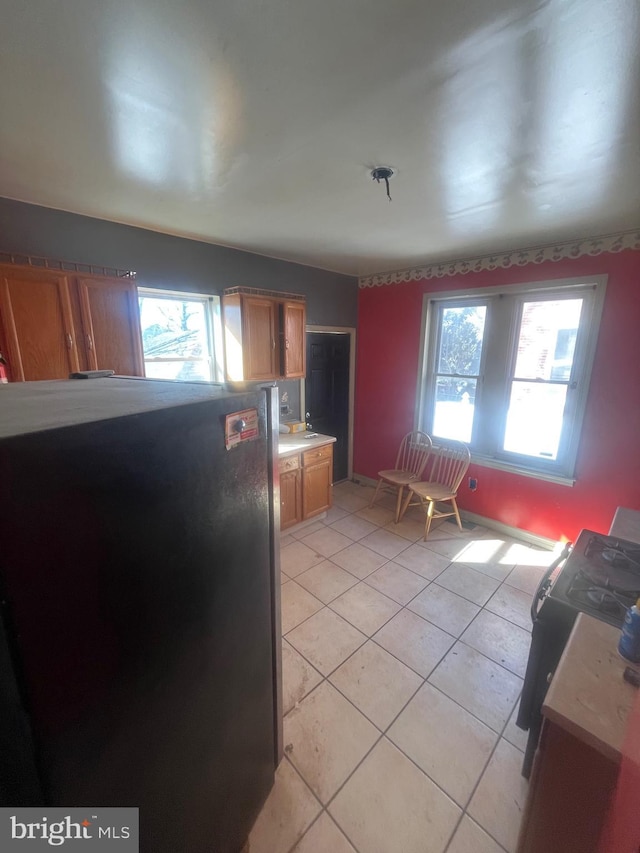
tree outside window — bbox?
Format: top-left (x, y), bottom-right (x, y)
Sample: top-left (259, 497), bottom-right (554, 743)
top-left (138, 291), bottom-right (223, 383)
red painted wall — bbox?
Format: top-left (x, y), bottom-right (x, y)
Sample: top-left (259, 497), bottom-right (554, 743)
top-left (354, 250), bottom-right (640, 541)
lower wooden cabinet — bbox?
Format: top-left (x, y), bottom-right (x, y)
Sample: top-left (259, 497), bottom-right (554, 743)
top-left (279, 442), bottom-right (333, 530)
top-left (517, 720), bottom-right (618, 853)
top-left (279, 455), bottom-right (302, 530)
top-left (302, 444), bottom-right (333, 519)
top-left (515, 615), bottom-right (630, 853)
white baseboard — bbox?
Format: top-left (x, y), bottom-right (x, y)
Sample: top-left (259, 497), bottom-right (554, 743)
top-left (459, 510), bottom-right (558, 550)
top-left (351, 473), bottom-right (558, 550)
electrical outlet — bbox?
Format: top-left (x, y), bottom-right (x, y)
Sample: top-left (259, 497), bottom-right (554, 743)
top-left (469, 477), bottom-right (477, 491)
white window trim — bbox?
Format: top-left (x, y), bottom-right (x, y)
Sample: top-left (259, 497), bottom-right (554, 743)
top-left (137, 287), bottom-right (224, 383)
top-left (415, 274), bottom-right (608, 484)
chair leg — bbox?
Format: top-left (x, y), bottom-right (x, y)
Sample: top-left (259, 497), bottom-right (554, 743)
top-left (394, 486), bottom-right (405, 523)
top-left (424, 500), bottom-right (436, 540)
top-left (370, 478), bottom-right (383, 509)
top-left (399, 488), bottom-right (413, 522)
top-left (451, 498), bottom-right (463, 531)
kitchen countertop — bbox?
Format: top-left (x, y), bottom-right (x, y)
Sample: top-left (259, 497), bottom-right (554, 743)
top-left (278, 432), bottom-right (336, 457)
top-left (609, 507), bottom-right (640, 544)
top-left (542, 612), bottom-right (637, 764)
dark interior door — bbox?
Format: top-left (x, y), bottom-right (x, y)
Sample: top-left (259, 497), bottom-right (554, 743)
top-left (306, 332), bottom-right (350, 482)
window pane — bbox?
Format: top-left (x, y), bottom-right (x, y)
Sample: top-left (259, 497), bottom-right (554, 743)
top-left (433, 378), bottom-right (477, 442)
top-left (144, 360), bottom-right (211, 382)
top-left (421, 282), bottom-right (602, 478)
top-left (514, 299), bottom-right (583, 381)
top-left (437, 306), bottom-right (486, 375)
top-left (139, 297), bottom-right (210, 360)
top-left (503, 381), bottom-right (568, 459)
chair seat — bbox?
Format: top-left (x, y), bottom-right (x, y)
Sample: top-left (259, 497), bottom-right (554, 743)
top-left (378, 469), bottom-right (420, 486)
top-left (408, 480), bottom-right (455, 501)
top-left (370, 431), bottom-right (433, 523)
top-left (399, 439), bottom-right (470, 539)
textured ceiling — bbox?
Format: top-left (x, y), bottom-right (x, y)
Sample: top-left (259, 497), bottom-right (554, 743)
top-left (1, 0), bottom-right (639, 276)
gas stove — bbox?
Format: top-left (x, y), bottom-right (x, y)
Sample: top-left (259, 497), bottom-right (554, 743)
top-left (545, 529), bottom-right (640, 627)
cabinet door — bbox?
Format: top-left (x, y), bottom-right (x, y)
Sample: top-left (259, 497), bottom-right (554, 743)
top-left (77, 277), bottom-right (144, 376)
top-left (516, 720), bottom-right (618, 853)
top-left (279, 455), bottom-right (302, 529)
top-left (242, 296), bottom-right (277, 380)
top-left (302, 443), bottom-right (333, 519)
top-left (302, 459), bottom-right (332, 519)
top-left (281, 301), bottom-right (306, 378)
top-left (0, 266), bottom-right (79, 380)
top-left (280, 468), bottom-right (302, 529)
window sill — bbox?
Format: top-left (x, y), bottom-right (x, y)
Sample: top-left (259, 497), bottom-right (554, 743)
top-left (469, 454), bottom-right (576, 487)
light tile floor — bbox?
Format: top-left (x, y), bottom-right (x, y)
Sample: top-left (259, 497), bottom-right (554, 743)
top-left (248, 481), bottom-right (554, 853)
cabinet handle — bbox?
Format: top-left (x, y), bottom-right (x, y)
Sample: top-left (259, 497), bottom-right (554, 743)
top-left (86, 334), bottom-right (93, 351)
top-left (66, 334), bottom-right (73, 349)
top-left (285, 339), bottom-right (290, 349)
top-left (272, 339), bottom-right (276, 350)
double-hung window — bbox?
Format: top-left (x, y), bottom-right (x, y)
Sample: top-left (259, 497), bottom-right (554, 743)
top-left (138, 288), bottom-right (224, 383)
top-left (418, 276), bottom-right (606, 482)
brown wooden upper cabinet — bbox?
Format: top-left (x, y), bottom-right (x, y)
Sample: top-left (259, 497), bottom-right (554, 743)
top-left (0, 264), bottom-right (144, 381)
top-left (222, 287), bottom-right (306, 382)
top-left (241, 295), bottom-right (278, 381)
top-left (77, 276), bottom-right (144, 377)
top-left (0, 267), bottom-right (79, 381)
top-left (282, 300), bottom-right (305, 378)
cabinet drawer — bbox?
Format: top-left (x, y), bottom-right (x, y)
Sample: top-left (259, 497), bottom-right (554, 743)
top-left (302, 444), bottom-right (332, 467)
top-left (278, 454), bottom-right (300, 473)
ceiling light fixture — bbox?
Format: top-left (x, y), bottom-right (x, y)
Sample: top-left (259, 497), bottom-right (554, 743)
top-left (371, 166), bottom-right (394, 202)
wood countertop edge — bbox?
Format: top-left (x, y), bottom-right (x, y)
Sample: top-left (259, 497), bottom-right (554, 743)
top-left (542, 613), bottom-right (637, 764)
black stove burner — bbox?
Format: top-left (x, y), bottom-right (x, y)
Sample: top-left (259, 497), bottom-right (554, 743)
top-left (586, 587), bottom-right (628, 615)
top-left (584, 534), bottom-right (640, 570)
top-left (581, 561), bottom-right (640, 594)
top-left (602, 547), bottom-right (640, 569)
top-left (576, 533), bottom-right (640, 596)
top-left (566, 566), bottom-right (637, 619)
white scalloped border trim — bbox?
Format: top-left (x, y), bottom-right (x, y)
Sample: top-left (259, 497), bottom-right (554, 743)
top-left (358, 229), bottom-right (640, 288)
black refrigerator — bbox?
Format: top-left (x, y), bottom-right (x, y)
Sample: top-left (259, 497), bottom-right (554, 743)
top-left (0, 377), bottom-right (282, 853)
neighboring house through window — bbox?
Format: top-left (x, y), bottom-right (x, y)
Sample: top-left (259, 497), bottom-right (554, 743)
top-left (417, 276), bottom-right (607, 482)
top-left (138, 288), bottom-right (224, 383)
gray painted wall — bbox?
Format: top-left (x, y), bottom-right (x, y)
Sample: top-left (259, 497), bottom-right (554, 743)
top-left (0, 198), bottom-right (358, 327)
